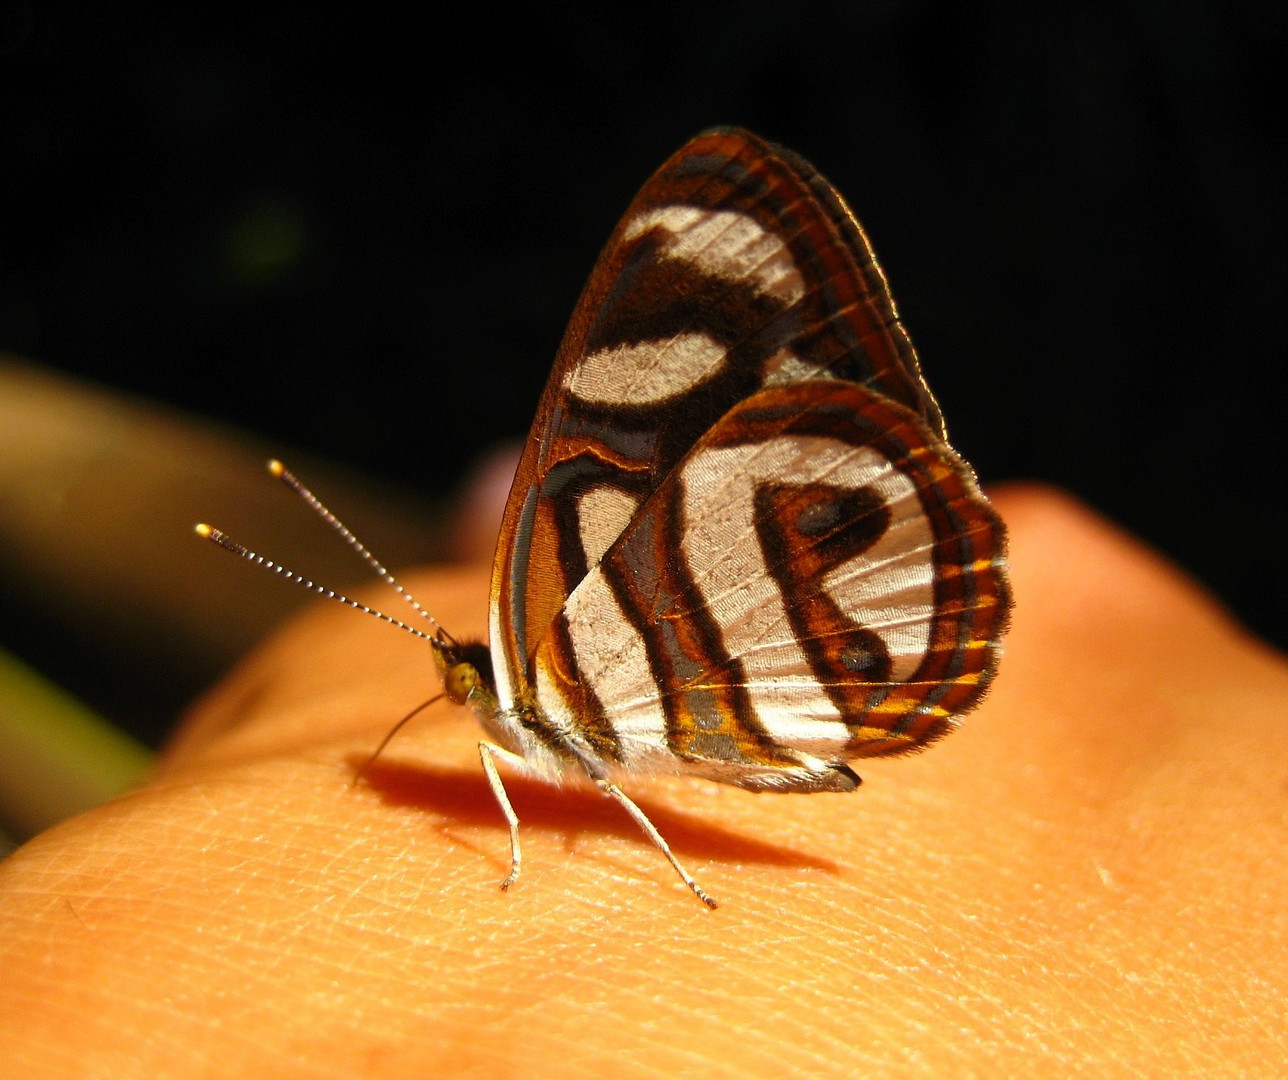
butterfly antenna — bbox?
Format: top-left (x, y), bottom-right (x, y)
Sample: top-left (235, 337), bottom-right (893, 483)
top-left (194, 523), bottom-right (440, 643)
top-left (265, 460), bottom-right (457, 646)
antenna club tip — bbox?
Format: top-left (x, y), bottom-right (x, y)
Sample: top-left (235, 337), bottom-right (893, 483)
top-left (195, 523), bottom-right (213, 538)
top-left (267, 459), bottom-right (286, 477)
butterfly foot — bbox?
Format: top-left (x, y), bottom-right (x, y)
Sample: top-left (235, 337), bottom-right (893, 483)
top-left (496, 845), bottom-right (522, 893)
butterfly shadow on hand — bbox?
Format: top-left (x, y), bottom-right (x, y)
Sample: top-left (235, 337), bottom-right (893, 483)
top-left (348, 754), bottom-right (839, 875)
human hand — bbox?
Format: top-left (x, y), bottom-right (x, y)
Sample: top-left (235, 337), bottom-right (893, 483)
top-left (2, 485), bottom-right (1284, 1076)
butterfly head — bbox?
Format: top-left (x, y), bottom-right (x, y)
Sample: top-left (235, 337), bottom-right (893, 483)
top-left (430, 633), bottom-right (498, 712)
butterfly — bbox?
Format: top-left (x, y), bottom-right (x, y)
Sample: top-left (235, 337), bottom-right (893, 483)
top-left (200, 127), bottom-right (1011, 908)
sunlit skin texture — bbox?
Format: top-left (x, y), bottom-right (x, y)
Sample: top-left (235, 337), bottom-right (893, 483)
top-left (1, 484), bottom-right (1285, 1077)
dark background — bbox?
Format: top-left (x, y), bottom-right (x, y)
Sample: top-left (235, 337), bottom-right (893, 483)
top-left (2, 3), bottom-right (1285, 746)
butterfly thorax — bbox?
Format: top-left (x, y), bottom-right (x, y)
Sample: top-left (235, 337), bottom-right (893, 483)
top-left (431, 633), bottom-right (589, 781)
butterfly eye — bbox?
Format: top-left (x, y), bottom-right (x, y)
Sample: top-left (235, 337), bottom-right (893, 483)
top-left (444, 662), bottom-right (479, 706)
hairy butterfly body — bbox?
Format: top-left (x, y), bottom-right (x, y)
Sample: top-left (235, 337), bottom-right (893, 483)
top-left (202, 128), bottom-right (1011, 908)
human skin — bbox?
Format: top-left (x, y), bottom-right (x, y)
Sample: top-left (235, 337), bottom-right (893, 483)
top-left (1, 484), bottom-right (1285, 1078)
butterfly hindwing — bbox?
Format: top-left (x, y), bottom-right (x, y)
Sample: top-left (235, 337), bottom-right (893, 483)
top-left (490, 128), bottom-right (957, 715)
top-left (527, 381), bottom-right (1009, 790)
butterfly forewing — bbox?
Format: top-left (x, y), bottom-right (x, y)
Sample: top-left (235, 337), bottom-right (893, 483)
top-left (491, 128), bottom-right (959, 714)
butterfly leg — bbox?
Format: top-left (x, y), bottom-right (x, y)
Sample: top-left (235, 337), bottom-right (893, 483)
top-left (478, 741), bottom-right (523, 891)
top-left (596, 780), bottom-right (719, 910)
